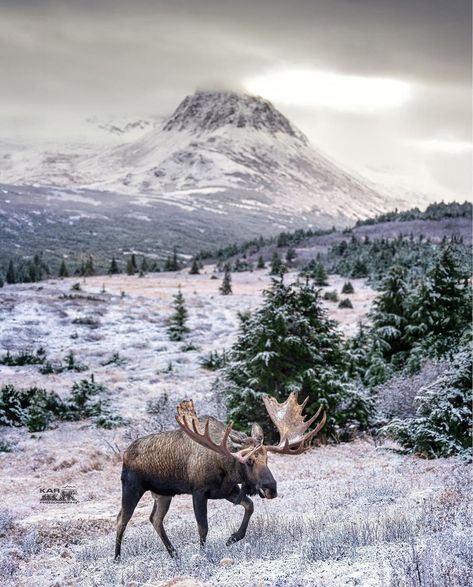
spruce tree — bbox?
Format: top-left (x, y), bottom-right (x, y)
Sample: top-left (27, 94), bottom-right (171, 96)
top-left (313, 262), bottom-right (328, 286)
top-left (189, 257), bottom-right (200, 275)
top-left (108, 256), bottom-right (120, 275)
top-left (370, 266), bottom-right (411, 365)
top-left (6, 260), bottom-right (16, 284)
top-left (386, 350), bottom-right (472, 458)
top-left (83, 256), bottom-right (95, 277)
top-left (220, 280), bottom-right (371, 439)
top-left (126, 257), bottom-right (134, 276)
top-left (341, 281), bottom-right (354, 294)
top-left (131, 254), bottom-right (138, 273)
top-left (270, 252), bottom-right (286, 276)
top-left (141, 257), bottom-right (149, 274)
top-left (257, 255), bottom-right (265, 269)
top-left (167, 287), bottom-right (189, 341)
top-left (164, 247), bottom-right (179, 271)
top-left (286, 247), bottom-right (297, 264)
top-left (407, 245), bottom-right (472, 358)
top-left (59, 259), bottom-right (69, 278)
top-left (219, 267), bottom-right (232, 295)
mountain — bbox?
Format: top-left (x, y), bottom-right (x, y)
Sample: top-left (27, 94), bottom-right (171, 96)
top-left (73, 91), bottom-right (403, 222)
top-left (0, 91), bottom-right (416, 268)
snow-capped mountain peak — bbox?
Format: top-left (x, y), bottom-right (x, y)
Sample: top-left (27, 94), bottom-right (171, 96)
top-left (0, 90), bottom-right (415, 230)
top-left (162, 91), bottom-right (308, 142)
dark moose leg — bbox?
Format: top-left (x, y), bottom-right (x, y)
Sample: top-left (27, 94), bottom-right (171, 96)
top-left (192, 491), bottom-right (209, 548)
top-left (149, 493), bottom-right (177, 557)
top-left (115, 483), bottom-right (144, 560)
top-left (225, 488), bottom-right (254, 546)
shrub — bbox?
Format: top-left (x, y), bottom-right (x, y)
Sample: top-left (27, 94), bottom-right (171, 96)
top-left (180, 342), bottom-right (200, 352)
top-left (200, 350), bottom-right (227, 370)
top-left (341, 281), bottom-right (354, 294)
top-left (385, 350), bottom-right (472, 458)
top-left (100, 352), bottom-right (125, 366)
top-left (0, 384), bottom-right (66, 432)
top-left (0, 377), bottom-right (123, 432)
top-left (39, 351), bottom-right (88, 374)
top-left (72, 316), bottom-right (100, 327)
top-left (0, 348), bottom-right (46, 366)
top-left (323, 290), bottom-right (338, 302)
top-left (338, 298), bottom-right (353, 309)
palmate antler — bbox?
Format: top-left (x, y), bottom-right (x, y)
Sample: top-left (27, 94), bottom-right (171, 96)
top-left (264, 392), bottom-right (326, 454)
top-left (176, 400), bottom-right (260, 463)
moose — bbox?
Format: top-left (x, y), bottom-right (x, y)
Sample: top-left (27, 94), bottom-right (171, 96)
top-left (115, 392), bottom-right (326, 559)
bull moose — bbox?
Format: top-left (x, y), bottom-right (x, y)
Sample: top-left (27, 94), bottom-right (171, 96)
top-left (115, 391), bottom-right (326, 559)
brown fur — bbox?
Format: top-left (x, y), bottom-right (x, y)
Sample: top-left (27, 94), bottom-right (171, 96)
top-left (115, 417), bottom-right (277, 559)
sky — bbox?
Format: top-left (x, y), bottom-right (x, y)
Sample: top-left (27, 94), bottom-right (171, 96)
top-left (0, 0), bottom-right (471, 200)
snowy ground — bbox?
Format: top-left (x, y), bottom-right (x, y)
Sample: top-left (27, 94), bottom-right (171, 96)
top-left (0, 269), bottom-right (470, 586)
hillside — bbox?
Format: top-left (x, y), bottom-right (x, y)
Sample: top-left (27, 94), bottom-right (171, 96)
top-left (0, 92), bottom-right (424, 271)
top-left (0, 268), bottom-right (470, 586)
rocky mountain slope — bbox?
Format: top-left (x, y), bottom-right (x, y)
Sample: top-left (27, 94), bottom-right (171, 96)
top-left (0, 91), bottom-right (418, 262)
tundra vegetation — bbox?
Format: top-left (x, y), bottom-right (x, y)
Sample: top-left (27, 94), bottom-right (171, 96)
top-left (0, 202), bottom-right (471, 586)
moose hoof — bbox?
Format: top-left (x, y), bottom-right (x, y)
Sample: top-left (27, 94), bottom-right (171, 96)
top-left (226, 533), bottom-right (242, 546)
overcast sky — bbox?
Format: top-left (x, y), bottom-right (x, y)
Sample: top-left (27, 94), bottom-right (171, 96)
top-left (0, 0), bottom-right (471, 199)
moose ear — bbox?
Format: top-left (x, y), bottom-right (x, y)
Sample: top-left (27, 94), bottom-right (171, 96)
top-left (251, 423), bottom-right (264, 445)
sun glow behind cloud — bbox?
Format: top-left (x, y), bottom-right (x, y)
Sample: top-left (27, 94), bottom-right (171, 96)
top-left (244, 69), bottom-right (411, 112)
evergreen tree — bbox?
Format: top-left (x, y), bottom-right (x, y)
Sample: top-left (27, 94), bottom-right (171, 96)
top-left (131, 254), bottom-right (138, 273)
top-left (108, 256), bottom-right (120, 275)
top-left (270, 252), bottom-right (287, 276)
top-left (341, 281), bottom-right (354, 294)
top-left (386, 350), bottom-right (472, 458)
top-left (257, 255), bottom-right (265, 269)
top-left (140, 257), bottom-right (149, 274)
top-left (370, 266), bottom-right (411, 366)
top-left (219, 267), bottom-right (232, 295)
top-left (82, 256), bottom-right (95, 277)
top-left (164, 247), bottom-right (180, 271)
top-left (0, 274), bottom-right (3, 288)
top-left (6, 260), bottom-right (16, 284)
top-left (220, 280), bottom-right (371, 439)
top-left (126, 256), bottom-right (134, 276)
top-left (189, 257), bottom-right (200, 275)
top-left (313, 262), bottom-right (328, 286)
top-left (407, 245), bottom-right (472, 358)
top-left (59, 259), bottom-right (69, 278)
top-left (167, 287), bottom-right (189, 341)
top-left (286, 247), bottom-right (297, 264)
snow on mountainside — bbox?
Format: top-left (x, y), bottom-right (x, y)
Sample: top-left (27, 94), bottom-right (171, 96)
top-left (1, 92), bottom-right (411, 225)
top-left (74, 91), bottom-right (403, 221)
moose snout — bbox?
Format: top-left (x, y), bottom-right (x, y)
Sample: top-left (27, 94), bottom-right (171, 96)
top-left (264, 482), bottom-right (277, 499)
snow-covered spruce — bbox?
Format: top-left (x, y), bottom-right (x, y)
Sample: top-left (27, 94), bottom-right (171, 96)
top-left (384, 350), bottom-right (472, 458)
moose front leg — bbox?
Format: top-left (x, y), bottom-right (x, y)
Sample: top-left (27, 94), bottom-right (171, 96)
top-left (192, 491), bottom-right (208, 547)
top-left (225, 489), bottom-right (254, 546)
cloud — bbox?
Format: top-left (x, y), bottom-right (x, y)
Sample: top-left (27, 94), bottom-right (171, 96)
top-left (0, 0), bottom-right (470, 199)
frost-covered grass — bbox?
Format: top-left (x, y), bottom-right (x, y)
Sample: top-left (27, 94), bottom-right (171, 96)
top-left (64, 450), bottom-right (471, 587)
top-left (0, 270), bottom-right (470, 586)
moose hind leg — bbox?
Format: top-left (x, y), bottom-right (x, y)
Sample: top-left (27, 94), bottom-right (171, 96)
top-left (226, 494), bottom-right (254, 546)
top-left (115, 484), bottom-right (143, 560)
top-left (150, 493), bottom-right (177, 557)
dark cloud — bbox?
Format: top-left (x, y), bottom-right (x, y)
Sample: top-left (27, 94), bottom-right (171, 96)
top-left (0, 0), bottom-right (471, 198)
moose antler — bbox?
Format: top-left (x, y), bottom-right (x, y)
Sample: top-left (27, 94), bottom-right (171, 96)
top-left (264, 392), bottom-right (326, 454)
top-left (176, 400), bottom-right (260, 463)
